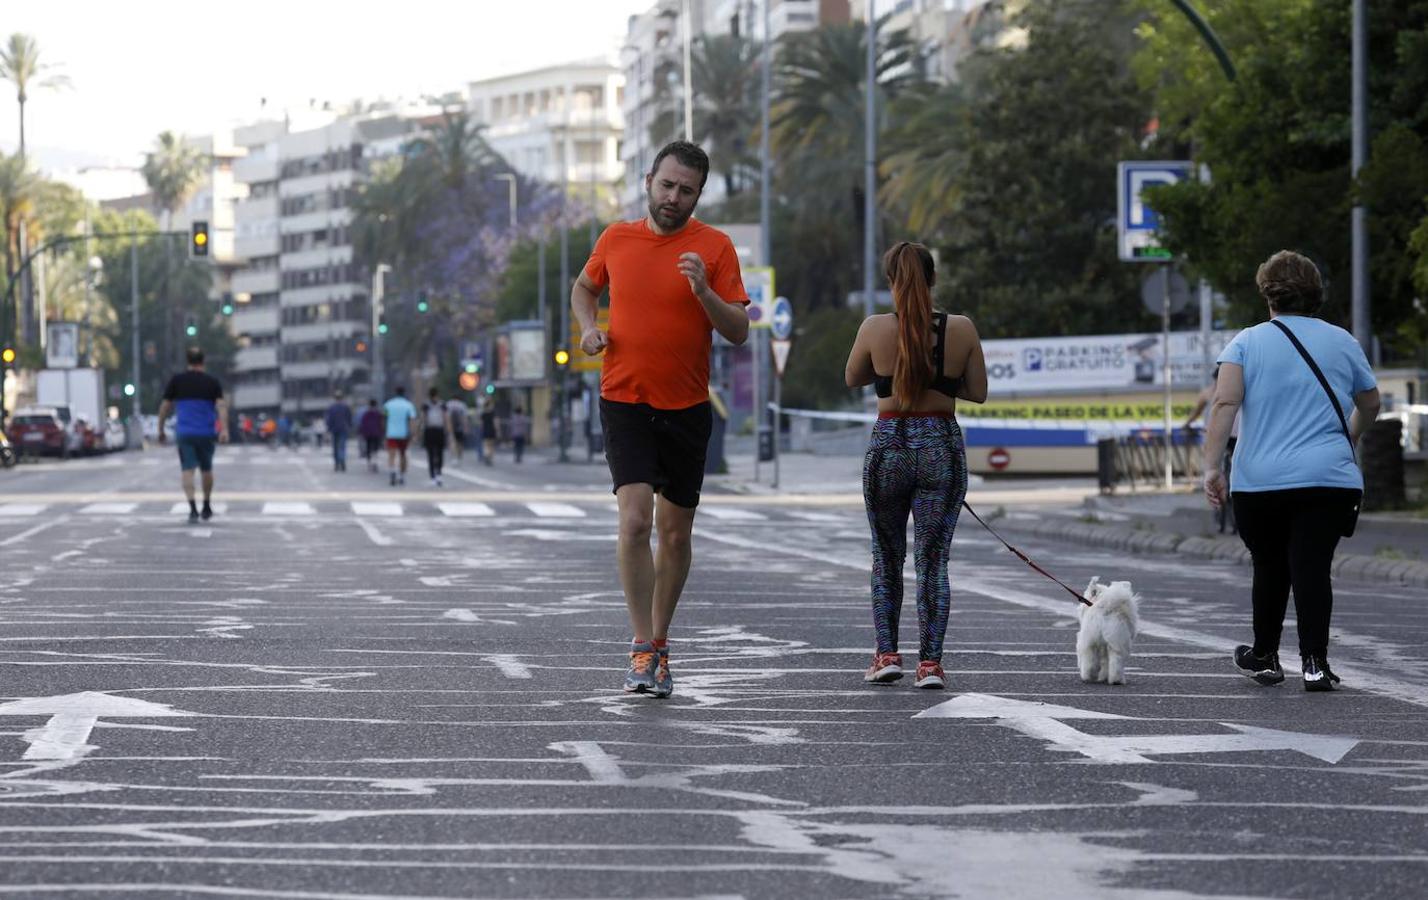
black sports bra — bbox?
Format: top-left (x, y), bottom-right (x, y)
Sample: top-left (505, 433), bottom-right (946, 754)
top-left (873, 311), bottom-right (963, 399)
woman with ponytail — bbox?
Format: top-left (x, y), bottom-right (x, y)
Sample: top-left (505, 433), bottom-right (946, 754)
top-left (844, 242), bottom-right (987, 688)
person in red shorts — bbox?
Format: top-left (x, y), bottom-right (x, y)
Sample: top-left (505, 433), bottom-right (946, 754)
top-left (570, 140), bottom-right (750, 699)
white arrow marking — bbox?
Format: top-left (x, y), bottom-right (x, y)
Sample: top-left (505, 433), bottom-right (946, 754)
top-left (483, 654), bottom-right (534, 679)
top-left (916, 693), bottom-right (1358, 765)
top-left (0, 692), bottom-right (195, 761)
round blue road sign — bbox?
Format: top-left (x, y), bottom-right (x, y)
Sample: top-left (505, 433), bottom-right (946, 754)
top-left (771, 297), bottom-right (794, 341)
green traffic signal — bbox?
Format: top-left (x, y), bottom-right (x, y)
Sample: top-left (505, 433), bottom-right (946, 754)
top-left (484, 384), bottom-right (495, 395)
top-left (123, 383), bottom-right (136, 396)
top-left (221, 303), bottom-right (234, 316)
top-left (378, 322), bottom-right (389, 335)
top-left (416, 300), bottom-right (429, 313)
top-left (185, 325), bottom-right (198, 337)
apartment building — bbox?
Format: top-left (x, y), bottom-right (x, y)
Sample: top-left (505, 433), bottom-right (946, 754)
top-left (228, 105), bottom-right (438, 419)
top-left (466, 60), bottom-right (625, 221)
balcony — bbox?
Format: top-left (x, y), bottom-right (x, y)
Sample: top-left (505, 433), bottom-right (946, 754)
top-left (234, 346), bottom-right (279, 372)
top-left (232, 382), bottom-right (281, 410)
top-left (231, 306), bottom-right (279, 336)
top-left (232, 269), bottom-right (280, 296)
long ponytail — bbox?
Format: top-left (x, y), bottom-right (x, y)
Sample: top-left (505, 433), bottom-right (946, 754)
top-left (885, 242), bottom-right (937, 411)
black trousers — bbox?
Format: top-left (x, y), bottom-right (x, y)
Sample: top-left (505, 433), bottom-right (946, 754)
top-left (1232, 487), bottom-right (1359, 658)
top-left (424, 427), bottom-right (446, 478)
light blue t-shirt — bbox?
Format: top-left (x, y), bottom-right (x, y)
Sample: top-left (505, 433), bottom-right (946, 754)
top-left (1218, 315), bottom-right (1376, 492)
top-left (383, 397), bottom-right (418, 440)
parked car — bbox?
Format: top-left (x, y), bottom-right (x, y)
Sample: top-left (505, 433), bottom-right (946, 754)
top-left (69, 415), bottom-right (104, 455)
top-left (9, 406), bottom-right (69, 457)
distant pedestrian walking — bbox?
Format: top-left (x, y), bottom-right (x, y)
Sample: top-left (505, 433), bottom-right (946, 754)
top-left (508, 406), bottom-right (530, 463)
top-left (358, 399), bottom-right (383, 472)
top-left (157, 347), bottom-right (229, 524)
top-left (844, 242), bottom-right (987, 689)
top-left (480, 404), bottom-right (498, 465)
top-left (383, 386), bottom-right (419, 487)
top-left (325, 391), bottom-right (353, 472)
top-left (1204, 250), bottom-right (1380, 692)
top-left (421, 387), bottom-right (451, 487)
top-left (446, 396), bottom-right (469, 464)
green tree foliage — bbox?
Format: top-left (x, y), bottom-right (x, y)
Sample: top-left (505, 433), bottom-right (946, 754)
top-left (1135, 0), bottom-right (1428, 357)
top-left (885, 1), bottom-right (1158, 338)
top-left (646, 34), bottom-right (762, 196)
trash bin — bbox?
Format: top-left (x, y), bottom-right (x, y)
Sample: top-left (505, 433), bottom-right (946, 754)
top-left (757, 428), bottom-right (775, 463)
top-left (1097, 437), bottom-right (1117, 494)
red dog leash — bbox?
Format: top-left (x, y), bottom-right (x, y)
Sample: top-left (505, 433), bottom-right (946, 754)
top-left (961, 501), bottom-right (1093, 608)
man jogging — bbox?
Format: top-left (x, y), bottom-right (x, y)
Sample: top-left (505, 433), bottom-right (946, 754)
top-left (157, 347), bottom-right (229, 524)
top-left (383, 386), bottom-right (419, 486)
top-left (571, 140), bottom-right (749, 698)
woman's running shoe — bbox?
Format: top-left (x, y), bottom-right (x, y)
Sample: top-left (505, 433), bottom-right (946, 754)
top-left (914, 661), bottom-right (946, 689)
top-left (624, 641), bottom-right (657, 693)
top-left (864, 652), bottom-right (904, 683)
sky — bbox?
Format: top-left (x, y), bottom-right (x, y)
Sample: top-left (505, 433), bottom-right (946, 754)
top-left (1, 0), bottom-right (652, 193)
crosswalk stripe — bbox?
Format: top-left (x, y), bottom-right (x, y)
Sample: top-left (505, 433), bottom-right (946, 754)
top-left (262, 501), bottom-right (316, 516)
top-left (169, 502), bottom-right (230, 515)
top-left (437, 502), bottom-right (496, 517)
top-left (525, 502), bottom-right (586, 518)
top-left (786, 511), bottom-right (849, 523)
top-left (698, 506), bottom-right (768, 521)
top-left (79, 502), bottom-right (138, 515)
top-left (0, 504), bottom-right (46, 516)
top-left (352, 502), bottom-right (404, 517)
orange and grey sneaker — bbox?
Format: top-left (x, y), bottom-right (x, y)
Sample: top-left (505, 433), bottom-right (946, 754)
top-left (652, 645), bottom-right (673, 699)
top-left (864, 652), bottom-right (904, 684)
top-left (914, 660), bottom-right (946, 689)
top-left (624, 640), bottom-right (658, 693)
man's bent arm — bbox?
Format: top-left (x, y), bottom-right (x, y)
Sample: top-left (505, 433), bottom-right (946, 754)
top-left (695, 287), bottom-right (749, 346)
top-left (156, 400), bottom-right (173, 432)
top-left (572, 273), bottom-right (601, 334)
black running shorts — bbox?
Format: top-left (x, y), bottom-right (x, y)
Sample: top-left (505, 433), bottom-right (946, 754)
top-left (600, 398), bottom-right (712, 509)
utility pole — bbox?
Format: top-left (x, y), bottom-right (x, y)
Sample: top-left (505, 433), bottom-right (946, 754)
top-left (1351, 0), bottom-right (1370, 356)
top-left (681, 0), bottom-right (693, 141)
top-left (130, 233), bottom-right (141, 440)
top-left (559, 119), bottom-right (571, 463)
top-left (862, 0), bottom-right (877, 321)
top-left (756, 0), bottom-right (774, 482)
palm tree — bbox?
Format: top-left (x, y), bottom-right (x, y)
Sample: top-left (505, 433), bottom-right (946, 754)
top-left (0, 33), bottom-right (70, 160)
top-left (0, 151), bottom-right (38, 322)
top-left (648, 34), bottom-right (761, 196)
top-left (140, 131), bottom-right (208, 230)
top-left (403, 109), bottom-right (502, 193)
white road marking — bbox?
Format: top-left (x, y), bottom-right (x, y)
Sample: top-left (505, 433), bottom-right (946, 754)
top-left (0, 692), bottom-right (194, 762)
top-left (0, 504), bottom-right (46, 516)
top-left (441, 468), bottom-right (515, 489)
top-left (443, 609), bottom-right (480, 622)
top-left (78, 502), bottom-right (138, 515)
top-left (483, 654), bottom-right (534, 679)
top-left (526, 502), bottom-right (585, 518)
top-left (356, 519), bottom-right (394, 547)
top-left (786, 511), bottom-right (849, 523)
top-left (698, 506), bottom-right (768, 521)
top-left (0, 517), bottom-right (68, 547)
top-left (437, 502), bottom-right (496, 517)
top-left (352, 502), bottom-right (404, 517)
top-left (262, 502), bottom-right (316, 516)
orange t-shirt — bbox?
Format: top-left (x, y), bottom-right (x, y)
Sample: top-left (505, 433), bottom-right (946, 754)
top-left (583, 217), bottom-right (748, 410)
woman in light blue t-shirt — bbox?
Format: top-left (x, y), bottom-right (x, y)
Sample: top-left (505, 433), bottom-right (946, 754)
top-left (1202, 251), bottom-right (1380, 693)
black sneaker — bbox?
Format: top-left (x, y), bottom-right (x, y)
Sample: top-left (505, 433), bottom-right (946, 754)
top-left (1302, 654), bottom-right (1341, 692)
top-left (187, 508), bottom-right (200, 525)
top-left (1233, 645), bottom-right (1284, 685)
top-left (200, 502), bottom-right (213, 521)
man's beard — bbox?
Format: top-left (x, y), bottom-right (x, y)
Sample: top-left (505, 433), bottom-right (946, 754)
top-left (647, 194), bottom-right (694, 231)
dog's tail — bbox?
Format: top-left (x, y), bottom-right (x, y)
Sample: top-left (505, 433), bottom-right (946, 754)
top-left (1093, 585), bottom-right (1140, 616)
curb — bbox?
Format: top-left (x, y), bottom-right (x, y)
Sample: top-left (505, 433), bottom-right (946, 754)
top-left (992, 515), bottom-right (1428, 588)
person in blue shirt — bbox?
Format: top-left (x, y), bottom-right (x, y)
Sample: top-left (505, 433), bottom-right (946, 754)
top-left (382, 385), bottom-right (419, 487)
top-left (157, 347), bottom-right (229, 524)
top-left (1203, 250), bottom-right (1380, 692)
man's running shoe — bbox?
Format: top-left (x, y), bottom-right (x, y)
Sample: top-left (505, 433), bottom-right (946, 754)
top-left (389, 472), bottom-right (397, 486)
top-left (1233, 645), bottom-right (1285, 685)
top-left (652, 645), bottom-right (673, 698)
top-left (914, 660), bottom-right (946, 689)
top-left (864, 652), bottom-right (904, 684)
top-left (1302, 654), bottom-right (1341, 692)
top-left (200, 502), bottom-right (213, 521)
top-left (623, 641), bottom-right (657, 693)
top-left (187, 508), bottom-right (200, 525)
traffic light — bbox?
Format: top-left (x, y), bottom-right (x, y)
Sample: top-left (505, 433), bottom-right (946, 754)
top-left (220, 300), bottom-right (234, 316)
top-left (458, 370), bottom-right (480, 392)
top-left (190, 221), bottom-right (210, 258)
top-left (1, 346), bottom-right (14, 365)
top-left (484, 383), bottom-right (495, 395)
top-left (464, 361), bottom-right (480, 375)
top-left (377, 314), bottom-right (389, 335)
top-left (184, 313), bottom-right (199, 337)
top-left (354, 338), bottom-right (369, 354)
top-left (416, 293), bottom-right (429, 314)
top-left (554, 348), bottom-right (570, 367)
top-left (123, 383), bottom-right (136, 397)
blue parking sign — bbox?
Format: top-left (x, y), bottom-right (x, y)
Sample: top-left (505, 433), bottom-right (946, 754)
top-left (1118, 161), bottom-right (1194, 262)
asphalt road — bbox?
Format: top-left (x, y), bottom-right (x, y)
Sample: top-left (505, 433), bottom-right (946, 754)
top-left (1, 444), bottom-right (1426, 899)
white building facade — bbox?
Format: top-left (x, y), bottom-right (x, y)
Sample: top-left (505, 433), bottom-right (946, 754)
top-left (467, 60), bottom-right (625, 222)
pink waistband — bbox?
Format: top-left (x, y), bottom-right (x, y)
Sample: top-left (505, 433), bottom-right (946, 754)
top-left (877, 410), bottom-right (955, 420)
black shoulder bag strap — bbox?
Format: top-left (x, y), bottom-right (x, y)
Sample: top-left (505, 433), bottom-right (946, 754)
top-left (1269, 319), bottom-right (1362, 535)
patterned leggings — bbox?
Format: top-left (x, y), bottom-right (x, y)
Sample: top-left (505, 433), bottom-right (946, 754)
top-left (862, 415), bottom-right (968, 662)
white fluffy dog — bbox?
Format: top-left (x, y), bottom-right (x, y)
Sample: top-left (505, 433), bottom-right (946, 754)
top-left (1076, 578), bottom-right (1140, 685)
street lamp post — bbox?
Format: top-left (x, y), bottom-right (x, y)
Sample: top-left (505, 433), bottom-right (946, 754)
top-left (862, 0), bottom-right (877, 322)
top-left (371, 263), bottom-right (391, 401)
top-left (681, 0), bottom-right (693, 141)
top-left (1350, 0), bottom-right (1370, 355)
